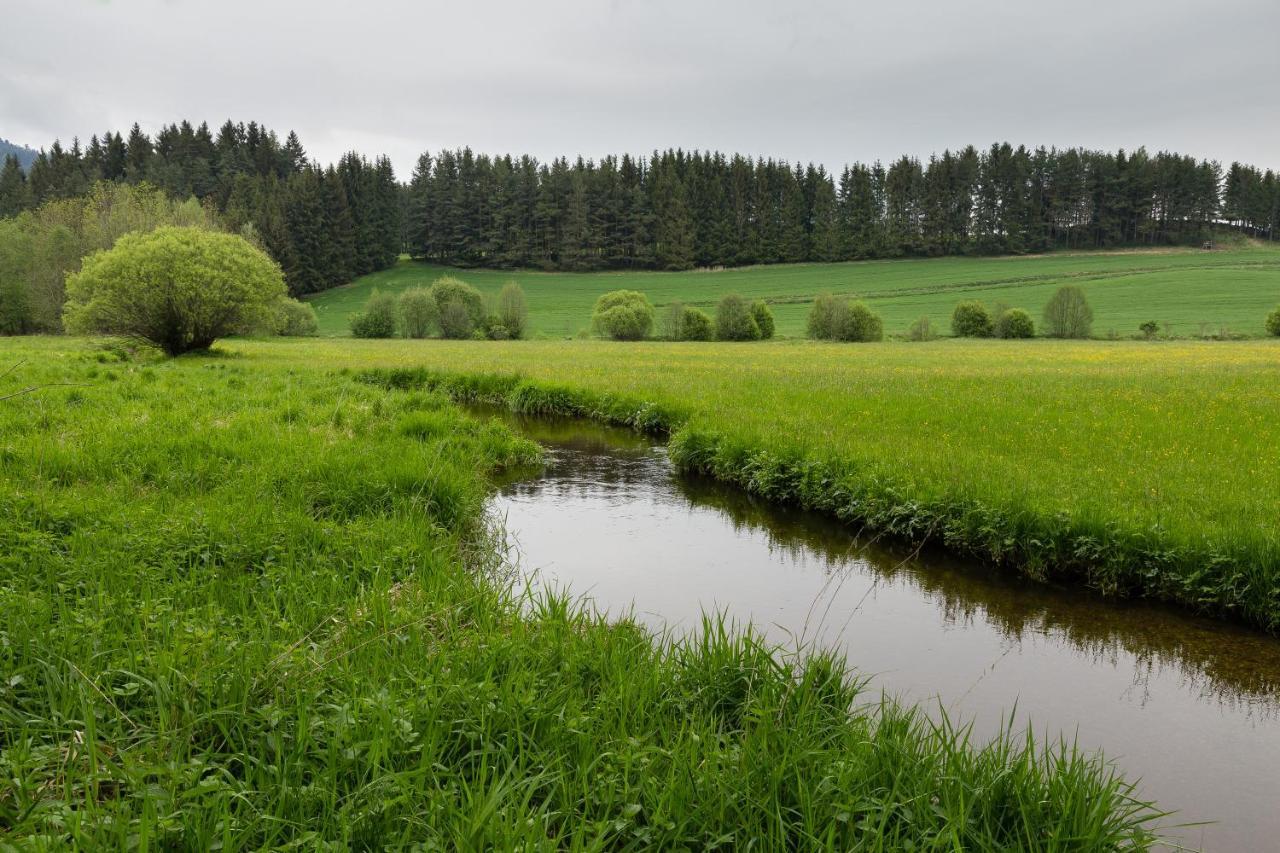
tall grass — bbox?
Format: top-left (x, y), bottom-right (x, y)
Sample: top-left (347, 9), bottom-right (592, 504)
top-left (0, 338), bottom-right (1162, 848)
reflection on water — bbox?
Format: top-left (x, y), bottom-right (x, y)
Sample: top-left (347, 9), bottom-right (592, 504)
top-left (479, 409), bottom-right (1280, 852)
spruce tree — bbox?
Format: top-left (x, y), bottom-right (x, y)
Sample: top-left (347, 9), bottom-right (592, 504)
top-left (651, 161), bottom-right (693, 270)
top-left (0, 155), bottom-right (32, 217)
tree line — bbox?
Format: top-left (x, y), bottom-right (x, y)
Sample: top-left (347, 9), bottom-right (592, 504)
top-left (3, 122), bottom-right (1278, 284)
top-left (0, 121), bottom-right (401, 296)
top-left (405, 145), bottom-right (1278, 270)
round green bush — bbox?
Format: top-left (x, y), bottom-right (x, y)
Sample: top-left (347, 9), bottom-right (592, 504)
top-left (350, 290), bottom-right (398, 338)
top-left (807, 294), bottom-right (844, 340)
top-left (275, 298), bottom-right (319, 337)
top-left (750, 300), bottom-right (775, 339)
top-left (593, 290), bottom-right (654, 340)
top-left (715, 294), bottom-right (761, 341)
top-left (994, 308), bottom-right (1035, 339)
top-left (1266, 306), bottom-right (1280, 337)
top-left (680, 306), bottom-right (714, 341)
top-left (841, 301), bottom-right (883, 342)
top-left (951, 301), bottom-right (993, 338)
top-left (63, 226), bottom-right (285, 355)
top-left (807, 294), bottom-right (882, 342)
top-left (398, 288), bottom-right (438, 339)
top-left (428, 276), bottom-right (485, 337)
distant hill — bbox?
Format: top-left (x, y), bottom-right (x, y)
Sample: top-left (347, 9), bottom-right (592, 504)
top-left (0, 137), bottom-right (38, 170)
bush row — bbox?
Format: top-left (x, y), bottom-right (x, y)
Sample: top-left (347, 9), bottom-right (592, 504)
top-left (351, 277), bottom-right (528, 340)
top-left (593, 291), bottom-right (777, 342)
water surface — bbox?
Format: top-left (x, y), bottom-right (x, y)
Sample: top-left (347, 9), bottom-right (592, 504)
top-left (480, 410), bottom-right (1280, 851)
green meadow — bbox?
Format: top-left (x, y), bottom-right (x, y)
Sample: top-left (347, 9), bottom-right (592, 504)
top-left (246, 335), bottom-right (1280, 630)
top-left (0, 336), bottom-right (1164, 848)
top-left (307, 242), bottom-right (1280, 339)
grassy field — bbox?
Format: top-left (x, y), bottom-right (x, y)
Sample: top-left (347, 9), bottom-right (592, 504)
top-left (221, 335), bottom-right (1280, 630)
top-left (306, 243), bottom-right (1280, 339)
top-left (0, 336), bottom-right (1162, 848)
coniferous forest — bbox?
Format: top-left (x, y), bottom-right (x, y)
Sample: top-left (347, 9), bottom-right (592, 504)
top-left (0, 121), bottom-right (401, 296)
top-left (1, 121), bottom-right (1277, 294)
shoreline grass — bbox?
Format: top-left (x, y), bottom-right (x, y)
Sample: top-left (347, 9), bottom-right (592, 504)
top-left (0, 338), bottom-right (1164, 848)
top-left (340, 336), bottom-right (1280, 632)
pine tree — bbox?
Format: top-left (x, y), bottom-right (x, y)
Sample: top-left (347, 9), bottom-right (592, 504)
top-left (407, 152), bottom-right (434, 260)
top-left (0, 154), bottom-right (33, 216)
top-left (319, 166), bottom-right (356, 287)
top-left (124, 123), bottom-right (153, 184)
top-left (651, 159), bottom-right (693, 270)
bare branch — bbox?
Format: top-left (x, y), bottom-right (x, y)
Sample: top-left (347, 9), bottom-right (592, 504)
top-left (0, 383), bottom-right (91, 402)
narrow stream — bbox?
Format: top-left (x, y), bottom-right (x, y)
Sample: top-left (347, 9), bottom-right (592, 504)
top-left (477, 408), bottom-right (1280, 851)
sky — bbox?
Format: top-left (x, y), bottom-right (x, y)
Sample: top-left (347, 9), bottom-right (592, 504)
top-left (2, 0), bottom-right (1278, 180)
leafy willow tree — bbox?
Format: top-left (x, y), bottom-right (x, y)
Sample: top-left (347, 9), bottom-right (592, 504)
top-left (715, 294), bottom-right (760, 341)
top-left (0, 182), bottom-right (219, 333)
top-left (952, 302), bottom-right (994, 338)
top-left (1043, 286), bottom-right (1094, 339)
top-left (593, 290), bottom-right (654, 341)
top-left (63, 226), bottom-right (286, 355)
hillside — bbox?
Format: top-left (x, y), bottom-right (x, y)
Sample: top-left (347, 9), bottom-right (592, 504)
top-left (306, 243), bottom-right (1280, 339)
top-left (0, 136), bottom-right (37, 169)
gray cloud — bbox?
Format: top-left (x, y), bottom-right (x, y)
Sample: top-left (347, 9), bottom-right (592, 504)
top-left (3, 0), bottom-right (1277, 178)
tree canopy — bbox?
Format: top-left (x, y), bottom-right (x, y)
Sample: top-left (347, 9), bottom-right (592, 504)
top-left (3, 121), bottom-right (1278, 290)
top-left (63, 226), bottom-right (286, 354)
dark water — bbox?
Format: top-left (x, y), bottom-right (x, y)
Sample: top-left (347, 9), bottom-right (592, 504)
top-left (477, 409), bottom-right (1280, 852)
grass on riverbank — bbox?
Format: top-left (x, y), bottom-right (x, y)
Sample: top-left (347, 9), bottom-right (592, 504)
top-left (306, 243), bottom-right (1280, 338)
top-left (219, 334), bottom-right (1280, 631)
top-left (0, 338), bottom-right (1162, 848)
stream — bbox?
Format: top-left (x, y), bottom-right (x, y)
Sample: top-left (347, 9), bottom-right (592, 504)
top-left (476, 408), bottom-right (1280, 851)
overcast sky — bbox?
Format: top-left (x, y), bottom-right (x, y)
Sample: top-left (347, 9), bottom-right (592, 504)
top-left (3, 0), bottom-right (1277, 179)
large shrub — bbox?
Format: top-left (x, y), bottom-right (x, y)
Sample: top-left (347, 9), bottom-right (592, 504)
top-left (438, 300), bottom-right (476, 339)
top-left (841, 301), bottom-right (884, 342)
top-left (275, 298), bottom-right (319, 337)
top-left (994, 308), bottom-right (1035, 339)
top-left (715, 294), bottom-right (761, 341)
top-left (807, 294), bottom-right (882, 342)
top-left (398, 288), bottom-right (438, 339)
top-left (1, 183), bottom-right (221, 333)
top-left (807, 293), bottom-right (846, 340)
top-left (496, 281), bottom-right (528, 339)
top-left (751, 301), bottom-right (775, 339)
top-left (681, 307), bottom-right (714, 341)
top-left (593, 290), bottom-right (654, 341)
top-left (1043, 285), bottom-right (1094, 339)
top-left (350, 290), bottom-right (398, 338)
top-left (951, 301), bottom-right (993, 337)
top-left (62, 226), bottom-right (284, 355)
top-left (429, 276), bottom-right (486, 338)
top-left (1266, 306), bottom-right (1280, 337)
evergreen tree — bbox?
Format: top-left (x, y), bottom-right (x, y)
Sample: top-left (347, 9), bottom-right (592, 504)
top-left (651, 159), bottom-right (693, 270)
top-left (0, 155), bottom-right (32, 217)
